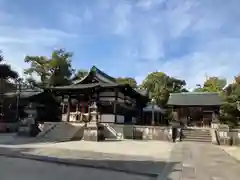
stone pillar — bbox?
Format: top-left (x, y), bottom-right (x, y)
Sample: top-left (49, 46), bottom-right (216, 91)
top-left (82, 122), bottom-right (99, 141)
top-left (211, 111), bottom-right (220, 129)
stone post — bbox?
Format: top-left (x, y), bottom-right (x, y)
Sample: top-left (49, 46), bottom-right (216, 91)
top-left (211, 111), bottom-right (220, 129)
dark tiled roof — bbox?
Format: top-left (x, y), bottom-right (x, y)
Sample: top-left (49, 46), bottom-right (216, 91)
top-left (167, 92), bottom-right (222, 106)
top-left (47, 83), bottom-right (127, 90)
top-left (48, 65), bottom-right (149, 100)
top-left (75, 66), bottom-right (116, 84)
top-left (3, 88), bottom-right (43, 99)
top-left (49, 83), bottom-right (100, 90)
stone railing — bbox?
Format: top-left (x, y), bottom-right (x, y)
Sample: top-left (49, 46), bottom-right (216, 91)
top-left (213, 123), bottom-right (240, 146)
top-left (106, 124), bottom-right (172, 141)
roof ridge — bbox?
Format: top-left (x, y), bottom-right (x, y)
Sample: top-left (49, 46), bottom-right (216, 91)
top-left (91, 66), bottom-right (116, 83)
top-left (74, 65), bottom-right (117, 85)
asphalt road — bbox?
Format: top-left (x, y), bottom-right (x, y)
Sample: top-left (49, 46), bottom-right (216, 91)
top-left (0, 156), bottom-right (154, 180)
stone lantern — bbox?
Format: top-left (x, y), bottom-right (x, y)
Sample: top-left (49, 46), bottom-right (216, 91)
top-left (89, 102), bottom-right (98, 122)
top-left (82, 101), bottom-right (102, 141)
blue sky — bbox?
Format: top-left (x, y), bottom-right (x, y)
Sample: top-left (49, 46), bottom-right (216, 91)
top-left (0, 0), bottom-right (240, 89)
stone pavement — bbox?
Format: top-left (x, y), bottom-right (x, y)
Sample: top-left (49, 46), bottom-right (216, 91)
top-left (0, 145), bottom-right (172, 179)
top-left (0, 137), bottom-right (240, 179)
top-left (0, 156), bottom-right (154, 180)
top-left (220, 146), bottom-right (240, 162)
top-left (162, 142), bottom-right (240, 180)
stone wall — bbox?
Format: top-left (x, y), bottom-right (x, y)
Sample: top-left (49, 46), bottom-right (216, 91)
top-left (108, 124), bottom-right (171, 141)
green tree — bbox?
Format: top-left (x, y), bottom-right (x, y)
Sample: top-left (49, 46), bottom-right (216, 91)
top-left (220, 75), bottom-right (240, 126)
top-left (0, 52), bottom-right (19, 93)
top-left (72, 69), bottom-right (88, 82)
top-left (140, 72), bottom-right (186, 106)
top-left (24, 49), bottom-right (75, 87)
top-left (116, 77), bottom-right (137, 88)
top-left (194, 77), bottom-right (226, 92)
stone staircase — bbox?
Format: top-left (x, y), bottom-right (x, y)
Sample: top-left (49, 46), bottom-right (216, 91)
top-left (36, 122), bottom-right (84, 142)
top-left (182, 128), bottom-right (212, 143)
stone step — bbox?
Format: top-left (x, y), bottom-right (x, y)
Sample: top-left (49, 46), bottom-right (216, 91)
top-left (183, 136), bottom-right (211, 139)
top-left (182, 129), bottom-right (211, 143)
top-left (183, 130), bottom-right (210, 133)
top-left (183, 134), bottom-right (211, 137)
top-left (183, 138), bottom-right (212, 142)
top-left (183, 136), bottom-right (211, 140)
top-left (183, 131), bottom-right (210, 135)
top-left (184, 137), bottom-right (211, 140)
top-left (183, 131), bottom-right (210, 134)
top-left (183, 134), bottom-right (211, 138)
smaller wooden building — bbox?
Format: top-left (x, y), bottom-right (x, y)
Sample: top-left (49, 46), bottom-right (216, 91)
top-left (3, 88), bottom-right (60, 123)
top-left (167, 92), bottom-right (222, 127)
top-left (142, 103), bottom-right (165, 125)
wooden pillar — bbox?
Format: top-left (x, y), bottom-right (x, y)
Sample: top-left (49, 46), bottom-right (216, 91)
top-left (96, 90), bottom-right (100, 123)
top-left (114, 88), bottom-right (118, 123)
top-left (81, 102), bottom-right (84, 113)
top-left (157, 112), bottom-right (159, 125)
top-left (151, 103), bottom-right (155, 125)
top-left (61, 96), bottom-right (65, 114)
top-left (76, 99), bottom-right (79, 111)
top-left (66, 96), bottom-right (71, 122)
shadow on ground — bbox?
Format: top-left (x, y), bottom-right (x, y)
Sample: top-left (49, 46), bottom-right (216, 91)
top-left (0, 133), bottom-right (74, 145)
top-left (0, 146), bottom-right (181, 179)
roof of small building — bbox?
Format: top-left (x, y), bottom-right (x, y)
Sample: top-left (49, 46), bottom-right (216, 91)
top-left (143, 103), bottom-right (165, 113)
top-left (167, 92), bottom-right (223, 106)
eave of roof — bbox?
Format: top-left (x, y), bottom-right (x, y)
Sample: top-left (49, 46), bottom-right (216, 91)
top-left (46, 65), bottom-right (149, 101)
top-left (167, 92), bottom-right (223, 106)
top-left (45, 83), bottom-right (149, 102)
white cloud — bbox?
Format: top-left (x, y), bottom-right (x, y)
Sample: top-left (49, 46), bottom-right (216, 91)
top-left (104, 0), bottom-right (240, 89)
top-left (112, 2), bottom-right (132, 35)
top-left (136, 0), bottom-right (165, 10)
top-left (0, 26), bottom-right (77, 77)
top-left (134, 37), bottom-right (240, 89)
top-left (60, 12), bottom-right (82, 29)
top-left (1, 0), bottom-right (240, 91)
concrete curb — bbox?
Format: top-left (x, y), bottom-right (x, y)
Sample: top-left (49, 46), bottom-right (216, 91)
top-left (0, 151), bottom-right (158, 178)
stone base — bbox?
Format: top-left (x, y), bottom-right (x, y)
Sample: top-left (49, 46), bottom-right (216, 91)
top-left (82, 123), bottom-right (102, 141)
